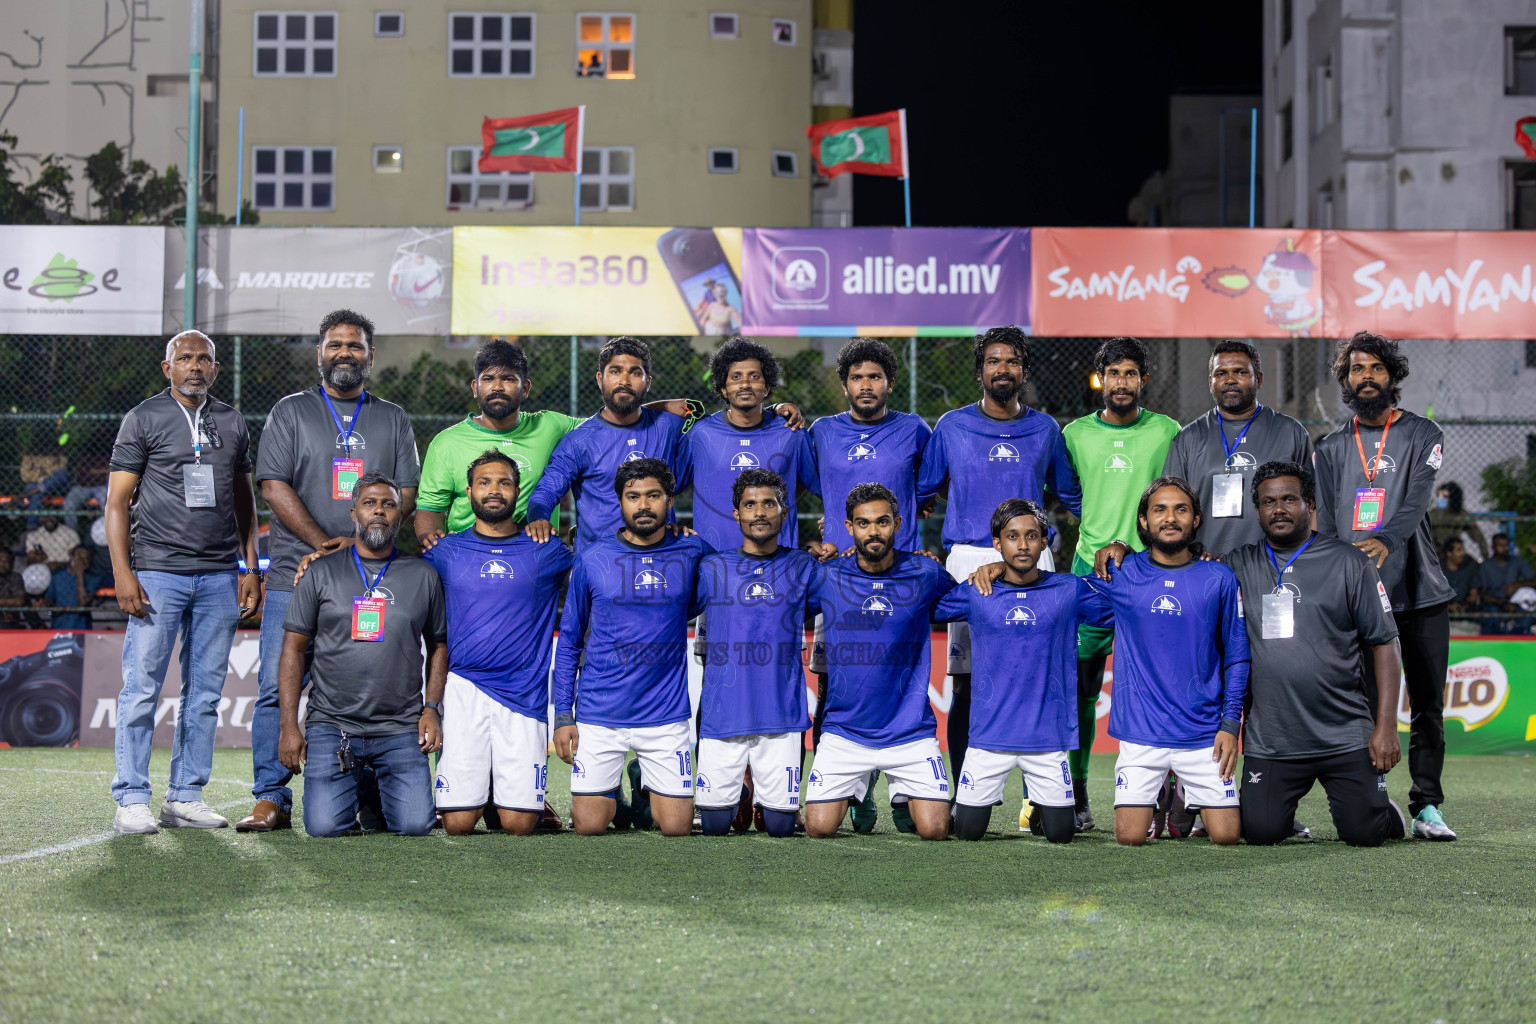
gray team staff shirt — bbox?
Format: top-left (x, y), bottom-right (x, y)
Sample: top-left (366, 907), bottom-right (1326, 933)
top-left (282, 549), bottom-right (446, 737)
top-left (1225, 534), bottom-right (1398, 760)
top-left (1163, 404), bottom-right (1314, 557)
top-left (1314, 409), bottom-right (1455, 612)
top-left (255, 386), bottom-right (419, 592)
top-left (109, 389), bottom-right (252, 574)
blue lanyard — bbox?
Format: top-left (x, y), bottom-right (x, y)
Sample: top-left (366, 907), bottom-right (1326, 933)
top-left (321, 389), bottom-right (366, 451)
top-left (1220, 404), bottom-right (1261, 469)
top-left (1265, 534), bottom-right (1314, 591)
top-left (353, 547), bottom-right (394, 597)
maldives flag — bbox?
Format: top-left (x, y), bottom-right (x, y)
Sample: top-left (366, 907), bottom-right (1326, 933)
top-left (479, 106), bottom-right (584, 173)
top-left (806, 109), bottom-right (907, 178)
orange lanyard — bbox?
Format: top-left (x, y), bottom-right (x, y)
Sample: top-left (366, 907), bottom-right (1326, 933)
top-left (1352, 413), bottom-right (1392, 484)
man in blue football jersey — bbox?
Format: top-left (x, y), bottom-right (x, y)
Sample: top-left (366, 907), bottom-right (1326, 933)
top-left (694, 468), bottom-right (822, 837)
top-left (804, 483), bottom-right (957, 841)
top-left (524, 337), bottom-right (689, 549)
top-left (1089, 478), bottom-right (1249, 845)
top-left (916, 325), bottom-right (1081, 797)
top-left (423, 450), bottom-right (573, 835)
top-left (552, 458), bottom-right (709, 837)
top-left (940, 498), bottom-right (1111, 843)
top-left (679, 337), bottom-right (818, 552)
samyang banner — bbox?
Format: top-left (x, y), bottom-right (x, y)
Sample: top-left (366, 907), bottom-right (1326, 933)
top-left (164, 226), bottom-right (452, 336)
top-left (740, 228), bottom-right (1030, 335)
top-left (1032, 228), bottom-right (1328, 338)
top-left (452, 226), bottom-right (745, 335)
top-left (0, 226), bottom-right (165, 334)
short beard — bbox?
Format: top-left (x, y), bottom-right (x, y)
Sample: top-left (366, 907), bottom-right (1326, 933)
top-left (1105, 390), bottom-right (1139, 414)
top-left (853, 536), bottom-right (890, 562)
top-left (470, 495), bottom-right (515, 524)
top-left (626, 514), bottom-right (664, 538)
top-left (603, 388), bottom-right (640, 416)
top-left (983, 378), bottom-right (1020, 405)
top-left (1343, 383), bottom-right (1393, 421)
top-left (173, 380), bottom-right (208, 400)
top-left (358, 520), bottom-right (399, 551)
top-left (850, 393), bottom-right (887, 416)
top-left (321, 360), bottom-right (368, 392)
top-left (1150, 532), bottom-right (1192, 556)
top-left (1216, 388), bottom-right (1255, 413)
top-left (477, 393), bottom-right (519, 420)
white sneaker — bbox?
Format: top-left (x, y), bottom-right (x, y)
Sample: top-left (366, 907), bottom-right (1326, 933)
top-left (114, 803), bottom-right (160, 835)
top-left (159, 799), bottom-right (229, 829)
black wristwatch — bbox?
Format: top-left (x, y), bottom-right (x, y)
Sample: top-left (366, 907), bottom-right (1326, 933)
top-left (423, 701), bottom-right (444, 716)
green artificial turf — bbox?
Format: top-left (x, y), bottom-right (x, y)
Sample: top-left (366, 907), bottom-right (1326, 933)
top-left (1, 748), bottom-right (1532, 1023)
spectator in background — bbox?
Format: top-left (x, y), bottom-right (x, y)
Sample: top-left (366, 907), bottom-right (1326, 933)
top-left (1439, 538), bottom-right (1481, 615)
top-left (0, 549), bottom-right (26, 628)
top-left (63, 456), bottom-right (110, 532)
top-left (39, 545), bottom-right (103, 630)
top-left (23, 517), bottom-right (81, 569)
top-left (1429, 481), bottom-right (1482, 561)
top-left (1477, 533), bottom-right (1535, 601)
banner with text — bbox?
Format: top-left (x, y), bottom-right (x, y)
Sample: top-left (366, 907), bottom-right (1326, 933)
top-left (740, 227), bottom-right (1030, 335)
top-left (452, 226), bottom-right (744, 335)
top-left (0, 226), bottom-right (165, 334)
top-left (164, 226), bottom-right (452, 336)
top-left (1032, 228), bottom-right (1328, 338)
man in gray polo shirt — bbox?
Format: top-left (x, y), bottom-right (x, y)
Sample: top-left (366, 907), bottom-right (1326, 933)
top-left (106, 331), bottom-right (261, 835)
top-left (238, 309), bottom-right (419, 833)
top-left (1164, 340), bottom-right (1313, 558)
top-left (278, 473), bottom-right (445, 837)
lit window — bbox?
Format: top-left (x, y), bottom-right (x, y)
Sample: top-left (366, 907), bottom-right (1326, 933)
top-left (576, 13), bottom-right (635, 78)
top-left (708, 148), bottom-right (738, 174)
top-left (710, 13), bottom-right (738, 39)
top-left (254, 12), bottom-right (337, 76)
top-left (447, 147), bottom-right (534, 209)
top-left (579, 146), bottom-right (634, 211)
top-left (771, 151), bottom-right (798, 177)
top-left (374, 146), bottom-right (403, 173)
top-left (449, 12), bottom-right (536, 77)
top-left (375, 12), bottom-right (404, 37)
top-left (252, 146), bottom-right (336, 210)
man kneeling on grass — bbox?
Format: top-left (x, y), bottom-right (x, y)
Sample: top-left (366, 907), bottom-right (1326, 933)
top-left (278, 473), bottom-right (447, 837)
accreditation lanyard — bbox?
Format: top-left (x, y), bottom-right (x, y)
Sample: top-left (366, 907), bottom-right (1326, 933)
top-left (1350, 414), bottom-right (1393, 531)
top-left (322, 390), bottom-right (367, 499)
top-left (1261, 534), bottom-right (1313, 639)
top-left (1219, 404), bottom-right (1261, 472)
top-left (177, 400), bottom-right (207, 465)
top-left (177, 400), bottom-right (218, 507)
top-left (351, 547), bottom-right (394, 642)
top-left (1265, 534), bottom-right (1314, 592)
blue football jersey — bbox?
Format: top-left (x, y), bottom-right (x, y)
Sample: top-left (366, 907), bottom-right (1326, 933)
top-left (809, 410), bottom-right (931, 552)
top-left (1088, 552), bottom-right (1249, 748)
top-left (552, 532), bottom-right (709, 729)
top-left (678, 411), bottom-right (818, 551)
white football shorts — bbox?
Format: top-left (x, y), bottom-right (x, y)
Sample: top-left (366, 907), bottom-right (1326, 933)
top-left (1114, 741), bottom-right (1238, 809)
top-left (434, 672), bottom-right (548, 812)
top-left (955, 747), bottom-right (1074, 808)
top-left (570, 719), bottom-right (694, 799)
top-left (695, 731), bottom-right (804, 812)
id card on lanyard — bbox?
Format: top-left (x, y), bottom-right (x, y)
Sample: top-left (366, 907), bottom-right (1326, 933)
top-left (350, 548), bottom-right (393, 642)
top-left (177, 400), bottom-right (217, 507)
top-left (1261, 535), bottom-right (1313, 639)
top-left (1351, 414), bottom-right (1392, 532)
top-left (323, 390), bottom-right (367, 500)
top-left (1211, 405), bottom-right (1260, 519)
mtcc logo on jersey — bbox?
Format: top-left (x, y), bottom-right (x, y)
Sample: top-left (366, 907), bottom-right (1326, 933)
top-left (989, 442), bottom-right (1021, 462)
top-left (1226, 451), bottom-right (1258, 469)
top-left (434, 774), bottom-right (449, 794)
top-left (1115, 771), bottom-right (1129, 789)
top-left (1149, 594), bottom-right (1182, 615)
top-left (1275, 581), bottom-right (1301, 598)
top-left (571, 759), bottom-right (586, 778)
top-left (479, 559), bottom-right (514, 579)
top-left (740, 580), bottom-right (776, 602)
top-left (1367, 453), bottom-right (1398, 474)
top-left (1005, 605), bottom-right (1036, 626)
top-left (958, 771), bottom-right (975, 790)
top-left (1103, 453), bottom-right (1134, 472)
top-left (366, 586), bottom-right (397, 605)
top-left (622, 449), bottom-right (649, 462)
top-left (634, 568), bottom-right (667, 590)
top-left (497, 446), bottom-right (533, 473)
top-left (730, 451), bottom-right (761, 469)
top-left (846, 441), bottom-right (877, 461)
top-left (861, 594), bottom-right (894, 614)
top-left (334, 431), bottom-right (365, 451)
top-left (695, 773), bottom-right (711, 793)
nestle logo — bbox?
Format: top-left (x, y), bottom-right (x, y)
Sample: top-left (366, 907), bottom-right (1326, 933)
top-left (771, 247), bottom-right (829, 304)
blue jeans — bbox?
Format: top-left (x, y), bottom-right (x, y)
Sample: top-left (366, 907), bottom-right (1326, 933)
top-left (251, 589), bottom-right (312, 813)
top-left (301, 725), bottom-right (434, 837)
top-left (111, 570), bottom-right (240, 806)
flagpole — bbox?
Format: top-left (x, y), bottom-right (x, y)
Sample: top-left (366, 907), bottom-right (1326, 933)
top-left (902, 177), bottom-right (911, 228)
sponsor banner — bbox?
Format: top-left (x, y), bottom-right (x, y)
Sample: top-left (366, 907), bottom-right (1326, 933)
top-left (1033, 228), bottom-right (1327, 338)
top-left (451, 226), bottom-right (744, 335)
top-left (1322, 231), bottom-right (1536, 340)
top-left (164, 226), bottom-right (452, 335)
top-left (1395, 639), bottom-right (1536, 755)
top-left (741, 227), bottom-right (1030, 334)
top-left (0, 226), bottom-right (165, 334)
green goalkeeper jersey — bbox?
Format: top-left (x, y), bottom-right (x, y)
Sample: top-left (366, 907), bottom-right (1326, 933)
top-left (1061, 408), bottom-right (1180, 572)
top-left (417, 410), bottom-right (581, 534)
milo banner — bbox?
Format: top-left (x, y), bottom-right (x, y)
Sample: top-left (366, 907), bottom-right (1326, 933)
top-left (740, 227), bottom-right (1030, 335)
top-left (0, 225), bottom-right (165, 334)
top-left (164, 226), bottom-right (452, 336)
top-left (452, 226), bottom-right (744, 335)
top-left (1399, 638), bottom-right (1536, 754)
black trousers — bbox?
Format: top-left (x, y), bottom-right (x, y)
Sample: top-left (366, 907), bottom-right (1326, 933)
top-left (1362, 602), bottom-right (1449, 815)
top-left (1240, 750), bottom-right (1404, 847)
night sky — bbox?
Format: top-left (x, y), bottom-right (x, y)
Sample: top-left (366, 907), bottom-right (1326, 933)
top-left (852, 1), bottom-right (1263, 228)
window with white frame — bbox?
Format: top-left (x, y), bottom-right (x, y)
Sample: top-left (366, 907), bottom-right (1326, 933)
top-left (449, 13), bottom-right (536, 77)
top-left (252, 146), bottom-right (335, 210)
top-left (709, 13), bottom-right (738, 39)
top-left (770, 18), bottom-right (795, 45)
top-left (771, 150), bottom-right (798, 177)
top-left (576, 13), bottom-right (634, 78)
top-left (375, 12), bottom-right (404, 37)
top-left (708, 148), bottom-right (738, 174)
top-left (254, 12), bottom-right (337, 76)
top-left (447, 147), bottom-right (533, 209)
top-left (579, 147), bottom-right (633, 210)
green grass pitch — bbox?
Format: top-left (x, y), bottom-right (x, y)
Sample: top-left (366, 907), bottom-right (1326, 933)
top-left (1, 748), bottom-right (1532, 1023)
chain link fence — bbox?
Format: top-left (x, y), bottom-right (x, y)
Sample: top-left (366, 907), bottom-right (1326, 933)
top-left (3, 333), bottom-right (1533, 631)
